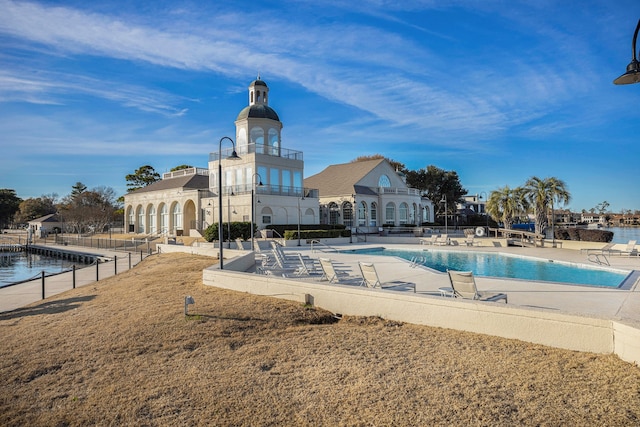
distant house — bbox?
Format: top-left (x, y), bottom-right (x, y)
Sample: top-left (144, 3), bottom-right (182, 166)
top-left (28, 214), bottom-right (62, 238)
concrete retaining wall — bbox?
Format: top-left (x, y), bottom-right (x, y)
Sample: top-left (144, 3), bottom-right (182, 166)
top-left (202, 264), bottom-right (639, 366)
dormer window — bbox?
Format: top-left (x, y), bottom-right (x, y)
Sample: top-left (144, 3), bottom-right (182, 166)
top-left (378, 174), bottom-right (391, 187)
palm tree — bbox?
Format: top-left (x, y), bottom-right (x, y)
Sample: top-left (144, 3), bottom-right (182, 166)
top-left (486, 186), bottom-right (528, 230)
top-left (523, 176), bottom-right (571, 236)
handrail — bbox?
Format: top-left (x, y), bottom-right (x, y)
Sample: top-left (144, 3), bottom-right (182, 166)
top-left (309, 240), bottom-right (339, 253)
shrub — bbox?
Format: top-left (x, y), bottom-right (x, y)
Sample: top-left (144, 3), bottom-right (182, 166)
top-left (283, 229), bottom-right (350, 240)
top-left (554, 228), bottom-right (613, 242)
top-left (203, 222), bottom-right (256, 242)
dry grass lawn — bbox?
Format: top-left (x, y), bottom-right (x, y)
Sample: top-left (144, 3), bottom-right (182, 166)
top-left (1, 253), bottom-right (639, 426)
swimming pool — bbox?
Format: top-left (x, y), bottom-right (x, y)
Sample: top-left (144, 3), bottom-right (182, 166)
top-left (342, 248), bottom-right (630, 288)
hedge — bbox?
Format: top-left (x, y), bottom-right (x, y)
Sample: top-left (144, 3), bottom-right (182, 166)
top-left (554, 228), bottom-right (613, 242)
top-left (283, 229), bottom-right (350, 240)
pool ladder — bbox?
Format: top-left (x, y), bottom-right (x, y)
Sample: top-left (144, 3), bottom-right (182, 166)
top-left (587, 253), bottom-right (610, 266)
top-left (409, 256), bottom-right (426, 268)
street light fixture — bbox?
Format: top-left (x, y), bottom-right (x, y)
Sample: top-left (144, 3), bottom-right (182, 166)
top-left (614, 19), bottom-right (640, 85)
top-left (250, 173), bottom-right (263, 249)
top-left (218, 136), bottom-right (241, 270)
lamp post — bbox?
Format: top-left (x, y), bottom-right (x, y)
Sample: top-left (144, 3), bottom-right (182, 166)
top-left (250, 173), bottom-right (263, 250)
top-left (614, 19), bottom-right (640, 85)
top-left (479, 191), bottom-right (488, 235)
top-left (297, 196), bottom-right (305, 246)
top-left (218, 136), bottom-right (240, 269)
top-left (440, 195), bottom-right (448, 234)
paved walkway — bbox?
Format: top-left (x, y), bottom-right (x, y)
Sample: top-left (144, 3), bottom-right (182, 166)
top-left (0, 245), bottom-right (149, 313)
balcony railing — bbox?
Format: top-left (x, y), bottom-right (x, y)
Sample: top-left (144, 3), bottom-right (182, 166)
top-left (379, 187), bottom-right (422, 196)
top-left (213, 184), bottom-right (318, 198)
top-left (209, 143), bottom-right (303, 162)
top-left (162, 167), bottom-right (208, 180)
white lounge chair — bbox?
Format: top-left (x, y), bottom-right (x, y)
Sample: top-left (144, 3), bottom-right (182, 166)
top-left (420, 235), bottom-right (438, 245)
top-left (235, 238), bottom-right (246, 251)
top-left (358, 262), bottom-right (416, 293)
top-left (435, 234), bottom-right (450, 246)
top-left (447, 270), bottom-right (507, 303)
top-left (465, 235), bottom-right (480, 246)
top-left (319, 258), bottom-right (361, 284)
top-left (621, 240), bottom-right (638, 257)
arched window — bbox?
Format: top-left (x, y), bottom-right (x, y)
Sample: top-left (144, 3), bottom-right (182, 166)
top-left (160, 204), bottom-right (168, 233)
top-left (385, 202), bottom-right (395, 225)
top-left (328, 202), bottom-right (340, 225)
top-left (250, 127), bottom-right (264, 145)
top-left (399, 202), bottom-right (408, 224)
top-left (423, 205), bottom-right (431, 222)
top-left (127, 207), bottom-right (134, 231)
top-left (137, 206), bottom-right (145, 233)
top-left (370, 202), bottom-right (377, 226)
top-left (378, 175), bottom-right (391, 187)
top-left (148, 205), bottom-right (157, 234)
top-left (261, 207), bottom-right (273, 224)
top-left (358, 201), bottom-right (366, 226)
top-left (342, 202), bottom-right (353, 227)
top-left (172, 203), bottom-right (182, 233)
top-left (268, 128), bottom-right (279, 155)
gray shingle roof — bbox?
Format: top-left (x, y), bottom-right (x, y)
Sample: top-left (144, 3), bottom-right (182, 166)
top-left (304, 159), bottom-right (385, 197)
top-left (129, 174), bottom-right (209, 194)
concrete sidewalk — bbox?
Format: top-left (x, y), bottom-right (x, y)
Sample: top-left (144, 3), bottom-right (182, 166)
top-left (0, 245), bottom-right (149, 313)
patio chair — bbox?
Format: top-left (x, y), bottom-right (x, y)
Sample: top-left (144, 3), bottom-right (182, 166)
top-left (435, 234), bottom-right (450, 246)
top-left (621, 240), bottom-right (638, 257)
top-left (235, 238), bottom-right (246, 251)
top-left (358, 262), bottom-right (416, 293)
top-left (420, 235), bottom-right (438, 245)
top-left (447, 270), bottom-right (507, 303)
top-left (319, 258), bottom-right (361, 284)
top-left (465, 235), bottom-right (480, 246)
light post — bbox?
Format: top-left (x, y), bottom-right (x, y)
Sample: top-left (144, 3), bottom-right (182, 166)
top-left (440, 195), bottom-right (448, 235)
top-left (218, 136), bottom-right (240, 269)
top-left (614, 19), bottom-right (640, 85)
top-left (250, 173), bottom-right (263, 250)
top-left (479, 191), bottom-right (489, 235)
top-left (297, 196), bottom-right (305, 246)
top-left (551, 200), bottom-right (556, 248)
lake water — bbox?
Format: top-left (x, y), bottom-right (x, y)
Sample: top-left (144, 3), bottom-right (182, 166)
top-left (607, 227), bottom-right (640, 244)
top-left (0, 252), bottom-right (79, 287)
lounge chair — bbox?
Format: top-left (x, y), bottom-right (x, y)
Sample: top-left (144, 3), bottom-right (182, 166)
top-left (235, 238), bottom-right (246, 251)
top-left (435, 234), bottom-right (450, 246)
top-left (465, 235), bottom-right (480, 246)
top-left (319, 258), bottom-right (361, 284)
top-left (420, 235), bottom-right (438, 245)
top-left (621, 240), bottom-right (638, 257)
top-left (447, 270), bottom-right (507, 303)
top-left (358, 262), bottom-right (416, 293)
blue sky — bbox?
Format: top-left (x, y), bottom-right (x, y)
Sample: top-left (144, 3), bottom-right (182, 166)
top-left (1, 0), bottom-right (639, 212)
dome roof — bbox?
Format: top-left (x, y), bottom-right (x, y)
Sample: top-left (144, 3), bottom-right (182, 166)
top-left (236, 104), bottom-right (280, 121)
top-left (250, 79), bottom-right (268, 87)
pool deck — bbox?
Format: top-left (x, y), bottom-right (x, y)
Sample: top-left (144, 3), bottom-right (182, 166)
top-left (291, 242), bottom-right (640, 328)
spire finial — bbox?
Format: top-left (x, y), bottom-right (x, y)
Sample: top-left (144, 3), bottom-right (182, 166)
top-left (257, 72), bottom-right (261, 80)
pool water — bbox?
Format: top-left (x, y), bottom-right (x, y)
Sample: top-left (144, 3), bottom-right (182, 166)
top-left (344, 248), bottom-right (629, 288)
